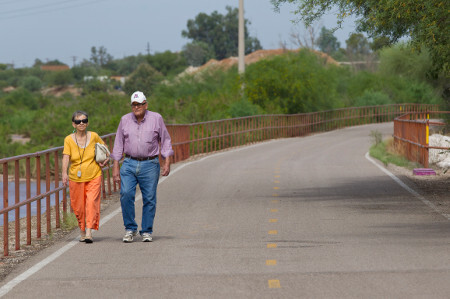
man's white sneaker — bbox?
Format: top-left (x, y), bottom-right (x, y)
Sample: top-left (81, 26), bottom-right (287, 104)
top-left (123, 230), bottom-right (137, 243)
top-left (142, 233), bottom-right (153, 242)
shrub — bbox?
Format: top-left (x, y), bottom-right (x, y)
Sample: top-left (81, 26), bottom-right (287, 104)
top-left (228, 98), bottom-right (263, 118)
top-left (244, 50), bottom-right (341, 114)
top-left (355, 90), bottom-right (392, 107)
top-left (124, 63), bottom-right (163, 96)
top-left (20, 76), bottom-right (42, 92)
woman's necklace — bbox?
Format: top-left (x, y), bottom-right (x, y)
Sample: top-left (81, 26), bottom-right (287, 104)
top-left (74, 132), bottom-right (87, 178)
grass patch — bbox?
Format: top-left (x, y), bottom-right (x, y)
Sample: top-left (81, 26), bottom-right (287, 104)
top-left (61, 212), bottom-right (78, 231)
top-left (369, 137), bottom-right (421, 169)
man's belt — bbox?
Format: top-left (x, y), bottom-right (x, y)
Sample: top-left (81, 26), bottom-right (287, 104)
top-left (125, 154), bottom-right (158, 161)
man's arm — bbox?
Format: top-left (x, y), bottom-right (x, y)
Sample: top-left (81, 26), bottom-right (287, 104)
top-left (112, 159), bottom-right (121, 183)
top-left (111, 118), bottom-right (125, 183)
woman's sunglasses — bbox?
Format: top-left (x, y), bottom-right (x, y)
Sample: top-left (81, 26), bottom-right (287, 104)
top-left (73, 118), bottom-right (88, 125)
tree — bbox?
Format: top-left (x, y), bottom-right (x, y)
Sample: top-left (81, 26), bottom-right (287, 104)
top-left (111, 54), bottom-right (148, 76)
top-left (146, 51), bottom-right (188, 76)
top-left (90, 46), bottom-right (113, 68)
top-left (346, 33), bottom-right (370, 60)
top-left (317, 27), bottom-right (341, 55)
top-left (182, 6), bottom-right (262, 60)
top-left (123, 63), bottom-right (163, 96)
top-left (183, 41), bottom-right (215, 66)
top-left (290, 25), bottom-right (319, 50)
top-left (271, 0), bottom-right (449, 77)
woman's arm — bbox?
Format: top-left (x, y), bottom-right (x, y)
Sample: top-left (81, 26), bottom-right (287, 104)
top-left (62, 154), bottom-right (70, 186)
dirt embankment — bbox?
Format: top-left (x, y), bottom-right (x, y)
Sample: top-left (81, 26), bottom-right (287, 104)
top-left (181, 48), bottom-right (338, 76)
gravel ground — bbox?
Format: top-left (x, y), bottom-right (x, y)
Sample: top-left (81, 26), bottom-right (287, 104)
top-left (387, 164), bottom-right (449, 216)
top-left (0, 149), bottom-right (449, 282)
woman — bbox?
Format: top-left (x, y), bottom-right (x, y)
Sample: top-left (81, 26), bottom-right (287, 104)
top-left (62, 111), bottom-right (109, 243)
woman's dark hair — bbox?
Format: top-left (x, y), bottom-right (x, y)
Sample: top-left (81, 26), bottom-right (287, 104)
top-left (72, 111), bottom-right (88, 122)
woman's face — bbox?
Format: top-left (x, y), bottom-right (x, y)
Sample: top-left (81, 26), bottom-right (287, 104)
top-left (72, 115), bottom-right (89, 132)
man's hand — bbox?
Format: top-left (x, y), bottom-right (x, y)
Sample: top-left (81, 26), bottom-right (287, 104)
top-left (112, 160), bottom-right (121, 183)
top-left (161, 159), bottom-right (170, 176)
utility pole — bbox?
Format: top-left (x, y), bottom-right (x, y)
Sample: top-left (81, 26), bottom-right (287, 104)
top-left (238, 0), bottom-right (245, 74)
top-left (146, 42), bottom-right (151, 56)
top-left (71, 56), bottom-right (77, 67)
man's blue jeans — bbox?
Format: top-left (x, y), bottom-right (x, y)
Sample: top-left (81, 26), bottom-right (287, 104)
top-left (120, 157), bottom-right (160, 235)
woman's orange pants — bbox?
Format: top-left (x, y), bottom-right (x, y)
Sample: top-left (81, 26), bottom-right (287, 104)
top-left (69, 176), bottom-right (102, 231)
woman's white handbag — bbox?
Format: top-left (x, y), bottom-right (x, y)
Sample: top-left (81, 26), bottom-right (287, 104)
top-left (95, 143), bottom-right (110, 163)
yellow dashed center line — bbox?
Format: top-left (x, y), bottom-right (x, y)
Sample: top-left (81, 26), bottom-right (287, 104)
top-left (268, 280), bottom-right (281, 288)
top-left (266, 260), bottom-right (277, 266)
top-left (268, 167), bottom-right (282, 289)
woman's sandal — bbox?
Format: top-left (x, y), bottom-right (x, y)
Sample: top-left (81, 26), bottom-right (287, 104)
top-left (85, 236), bottom-right (93, 243)
top-left (80, 231), bottom-right (86, 242)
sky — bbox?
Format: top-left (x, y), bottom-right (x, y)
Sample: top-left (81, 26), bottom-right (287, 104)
top-left (0, 0), bottom-right (358, 68)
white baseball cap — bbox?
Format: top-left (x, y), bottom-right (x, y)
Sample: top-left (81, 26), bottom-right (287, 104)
top-left (131, 91), bottom-right (146, 103)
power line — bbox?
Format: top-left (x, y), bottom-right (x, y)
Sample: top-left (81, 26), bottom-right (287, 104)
top-left (0, 0), bottom-right (75, 15)
top-left (0, 0), bottom-right (35, 5)
top-left (0, 0), bottom-right (108, 20)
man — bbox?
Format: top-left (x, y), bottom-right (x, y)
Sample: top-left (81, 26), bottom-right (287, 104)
top-left (111, 91), bottom-right (173, 243)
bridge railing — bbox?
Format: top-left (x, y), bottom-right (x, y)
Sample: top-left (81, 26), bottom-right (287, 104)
top-left (393, 112), bottom-right (449, 167)
top-left (0, 103), bottom-right (441, 256)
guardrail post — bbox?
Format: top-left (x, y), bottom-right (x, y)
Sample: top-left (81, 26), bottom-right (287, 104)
top-left (3, 163), bottom-right (9, 256)
top-left (54, 151), bottom-right (60, 229)
top-left (45, 153), bottom-right (51, 235)
top-left (26, 158), bottom-right (31, 245)
top-left (15, 160), bottom-right (20, 251)
top-left (36, 156), bottom-right (41, 239)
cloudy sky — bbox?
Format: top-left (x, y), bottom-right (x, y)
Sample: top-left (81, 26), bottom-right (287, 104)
top-left (0, 0), bottom-right (358, 68)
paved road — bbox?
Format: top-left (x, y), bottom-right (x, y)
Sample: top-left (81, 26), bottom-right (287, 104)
top-left (1, 123), bottom-right (449, 298)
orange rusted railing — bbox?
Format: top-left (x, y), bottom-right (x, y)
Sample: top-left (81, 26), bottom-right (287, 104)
top-left (0, 103), bottom-right (442, 256)
top-left (393, 111), bottom-right (449, 167)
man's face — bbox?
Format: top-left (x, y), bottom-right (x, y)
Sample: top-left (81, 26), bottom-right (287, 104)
top-left (131, 101), bottom-right (147, 118)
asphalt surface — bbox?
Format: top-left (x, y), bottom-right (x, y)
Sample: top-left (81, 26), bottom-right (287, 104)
top-left (1, 123), bottom-right (449, 298)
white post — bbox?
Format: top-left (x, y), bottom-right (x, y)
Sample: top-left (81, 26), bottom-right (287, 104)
top-left (238, 0), bottom-right (245, 74)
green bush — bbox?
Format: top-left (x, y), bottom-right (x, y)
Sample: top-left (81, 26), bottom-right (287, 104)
top-left (244, 50), bottom-right (342, 114)
top-left (44, 70), bottom-right (74, 86)
top-left (4, 88), bottom-right (38, 110)
top-left (124, 63), bottom-right (163, 96)
top-left (355, 90), bottom-right (392, 107)
top-left (20, 76), bottom-right (42, 92)
top-left (379, 44), bottom-right (432, 84)
top-left (228, 98), bottom-right (263, 118)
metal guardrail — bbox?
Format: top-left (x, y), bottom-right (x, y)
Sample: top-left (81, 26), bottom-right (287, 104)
top-left (393, 112), bottom-right (449, 168)
top-left (0, 103), bottom-right (441, 256)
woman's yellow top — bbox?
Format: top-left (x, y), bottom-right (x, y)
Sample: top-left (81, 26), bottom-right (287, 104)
top-left (63, 131), bottom-right (105, 182)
